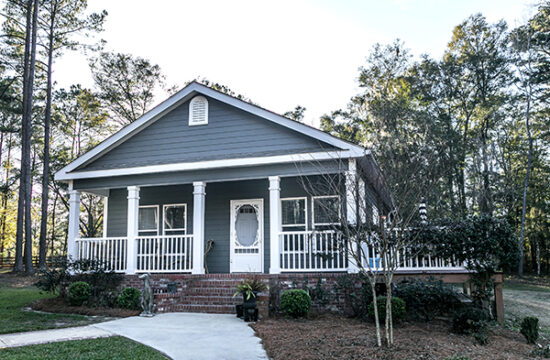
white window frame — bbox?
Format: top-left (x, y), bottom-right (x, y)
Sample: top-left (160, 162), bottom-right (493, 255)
top-left (162, 203), bottom-right (187, 235)
top-left (280, 197), bottom-right (308, 231)
top-left (138, 205), bottom-right (159, 236)
top-left (189, 96), bottom-right (208, 126)
top-left (312, 195), bottom-right (341, 228)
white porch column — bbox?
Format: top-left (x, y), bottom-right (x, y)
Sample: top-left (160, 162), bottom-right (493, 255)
top-left (346, 159), bottom-right (360, 273)
top-left (67, 190), bottom-right (81, 261)
top-left (126, 186), bottom-right (140, 274)
top-left (102, 196), bottom-right (109, 238)
top-left (192, 182), bottom-right (206, 274)
top-left (269, 176), bottom-right (281, 274)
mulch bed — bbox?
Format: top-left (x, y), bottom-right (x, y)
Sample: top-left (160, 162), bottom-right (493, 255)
top-left (30, 297), bottom-right (140, 318)
top-left (251, 315), bottom-right (538, 360)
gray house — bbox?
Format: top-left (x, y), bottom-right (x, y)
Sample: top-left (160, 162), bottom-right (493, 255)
top-left (54, 82), bottom-right (421, 276)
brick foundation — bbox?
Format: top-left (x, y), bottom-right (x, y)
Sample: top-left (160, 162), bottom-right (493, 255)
top-left (120, 273), bottom-right (364, 317)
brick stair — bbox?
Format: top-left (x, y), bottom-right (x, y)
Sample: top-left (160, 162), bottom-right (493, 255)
top-left (153, 275), bottom-right (254, 314)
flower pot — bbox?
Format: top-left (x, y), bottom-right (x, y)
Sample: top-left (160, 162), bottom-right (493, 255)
top-left (236, 304), bottom-right (243, 318)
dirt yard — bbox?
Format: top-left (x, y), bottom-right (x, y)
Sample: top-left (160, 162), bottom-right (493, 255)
top-left (251, 315), bottom-right (539, 360)
top-left (504, 277), bottom-right (550, 336)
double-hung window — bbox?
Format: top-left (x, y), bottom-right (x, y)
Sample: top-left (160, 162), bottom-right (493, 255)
top-left (281, 197), bottom-right (307, 232)
top-left (312, 195), bottom-right (340, 229)
top-left (138, 205), bottom-right (159, 236)
top-left (163, 204), bottom-right (187, 235)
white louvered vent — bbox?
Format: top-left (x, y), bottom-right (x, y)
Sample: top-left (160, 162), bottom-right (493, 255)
top-left (189, 96), bottom-right (208, 126)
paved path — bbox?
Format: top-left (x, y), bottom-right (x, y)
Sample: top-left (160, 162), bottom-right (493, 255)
top-left (0, 325), bottom-right (112, 348)
top-left (94, 313), bottom-right (268, 360)
top-left (1, 313), bottom-right (268, 360)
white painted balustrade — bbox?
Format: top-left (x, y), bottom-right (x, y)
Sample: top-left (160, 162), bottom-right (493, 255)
top-left (75, 237), bottom-right (128, 272)
top-left (279, 231), bottom-right (466, 272)
top-left (136, 235), bottom-right (194, 272)
top-left (280, 231), bottom-right (348, 272)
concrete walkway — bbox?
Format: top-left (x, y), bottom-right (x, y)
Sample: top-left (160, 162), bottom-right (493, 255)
top-left (0, 325), bottom-right (113, 348)
top-left (94, 313), bottom-right (268, 360)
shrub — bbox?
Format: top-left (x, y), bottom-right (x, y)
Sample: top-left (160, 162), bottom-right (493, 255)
top-left (68, 281), bottom-right (91, 306)
top-left (367, 296), bottom-right (406, 322)
top-left (520, 316), bottom-right (539, 344)
top-left (117, 287), bottom-right (141, 310)
top-left (280, 289), bottom-right (311, 318)
top-left (452, 307), bottom-right (490, 335)
top-left (334, 274), bottom-right (372, 319)
top-left (395, 279), bottom-right (462, 321)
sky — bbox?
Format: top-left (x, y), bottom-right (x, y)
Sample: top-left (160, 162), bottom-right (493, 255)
top-left (53, 0), bottom-right (536, 127)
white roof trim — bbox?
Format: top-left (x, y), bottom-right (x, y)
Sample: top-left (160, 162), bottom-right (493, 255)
top-left (55, 150), bottom-right (363, 181)
top-left (55, 82), bottom-right (367, 179)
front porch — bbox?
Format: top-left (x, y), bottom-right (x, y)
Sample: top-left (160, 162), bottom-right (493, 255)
top-left (68, 174), bottom-right (466, 275)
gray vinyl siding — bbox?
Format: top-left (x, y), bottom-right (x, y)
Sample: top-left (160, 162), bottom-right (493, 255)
top-left (72, 160), bottom-right (346, 191)
top-left (105, 175), bottom-right (345, 273)
top-left (107, 185), bottom-right (194, 237)
top-left (79, 96), bottom-right (336, 171)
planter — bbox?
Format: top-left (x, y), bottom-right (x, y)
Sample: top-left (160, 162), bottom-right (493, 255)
top-left (236, 304), bottom-right (243, 318)
top-left (241, 291), bottom-right (258, 322)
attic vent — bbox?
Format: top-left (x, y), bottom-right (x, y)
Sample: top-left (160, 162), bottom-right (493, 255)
top-left (189, 96), bottom-right (208, 126)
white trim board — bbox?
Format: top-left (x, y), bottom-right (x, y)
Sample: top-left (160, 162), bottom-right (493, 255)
top-left (55, 81), bottom-right (367, 180)
top-left (56, 150), bottom-right (362, 181)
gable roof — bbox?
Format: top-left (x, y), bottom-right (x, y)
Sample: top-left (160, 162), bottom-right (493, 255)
top-left (55, 81), bottom-right (368, 181)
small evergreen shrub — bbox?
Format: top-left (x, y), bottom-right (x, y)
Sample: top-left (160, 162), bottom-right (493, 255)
top-left (68, 281), bottom-right (91, 306)
top-left (334, 274), bottom-right (372, 319)
top-left (395, 279), bottom-right (461, 321)
top-left (452, 307), bottom-right (490, 334)
top-left (117, 287), bottom-right (141, 310)
top-left (367, 296), bottom-right (406, 322)
top-left (520, 316), bottom-right (539, 344)
top-left (280, 289), bottom-right (311, 318)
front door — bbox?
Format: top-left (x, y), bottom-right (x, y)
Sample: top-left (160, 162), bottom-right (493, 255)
top-left (230, 199), bottom-right (263, 273)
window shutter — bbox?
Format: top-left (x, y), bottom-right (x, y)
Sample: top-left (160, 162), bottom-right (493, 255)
top-left (189, 96), bottom-right (208, 126)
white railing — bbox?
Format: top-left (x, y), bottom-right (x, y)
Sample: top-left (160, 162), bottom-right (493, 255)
top-left (280, 231), bottom-right (348, 272)
top-left (360, 234), bottom-right (466, 272)
top-left (75, 237), bottom-right (128, 272)
top-left (279, 231), bottom-right (467, 273)
top-left (136, 235), bottom-right (193, 272)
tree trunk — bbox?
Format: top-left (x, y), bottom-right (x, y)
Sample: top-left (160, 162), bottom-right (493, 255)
top-left (14, 0), bottom-right (34, 273)
top-left (370, 280), bottom-right (382, 347)
top-left (22, 0), bottom-right (39, 275)
top-left (38, 5), bottom-right (57, 270)
top-left (518, 90), bottom-right (533, 278)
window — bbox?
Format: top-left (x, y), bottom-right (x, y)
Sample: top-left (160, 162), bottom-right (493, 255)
top-left (163, 204), bottom-right (187, 235)
top-left (138, 205), bottom-right (159, 236)
top-left (281, 197), bottom-right (307, 231)
top-left (312, 195), bottom-right (340, 228)
top-left (189, 96), bottom-right (208, 126)
top-left (372, 204), bottom-right (379, 225)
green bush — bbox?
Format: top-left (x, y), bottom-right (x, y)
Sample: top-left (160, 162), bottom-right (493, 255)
top-left (334, 274), bottom-right (372, 319)
top-left (395, 279), bottom-right (461, 321)
top-left (367, 296), bottom-right (406, 322)
top-left (520, 316), bottom-right (539, 344)
top-left (68, 281), bottom-right (91, 306)
top-left (280, 289), bottom-right (311, 318)
top-left (452, 307), bottom-right (490, 334)
top-left (117, 287), bottom-right (141, 310)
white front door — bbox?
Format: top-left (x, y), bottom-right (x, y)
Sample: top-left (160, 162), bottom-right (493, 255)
top-left (230, 199), bottom-right (264, 273)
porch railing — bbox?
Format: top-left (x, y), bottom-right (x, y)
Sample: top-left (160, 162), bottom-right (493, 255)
top-left (279, 231), bottom-right (348, 272)
top-left (75, 237), bottom-right (128, 272)
top-left (360, 240), bottom-right (466, 271)
top-left (136, 235), bottom-right (193, 273)
top-left (279, 231), bottom-right (467, 273)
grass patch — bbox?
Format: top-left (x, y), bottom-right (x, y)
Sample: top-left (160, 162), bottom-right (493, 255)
top-left (0, 286), bottom-right (100, 334)
top-left (0, 336), bottom-right (167, 359)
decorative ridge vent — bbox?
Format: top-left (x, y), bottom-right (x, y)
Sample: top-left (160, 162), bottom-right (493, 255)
top-left (189, 96), bottom-right (208, 126)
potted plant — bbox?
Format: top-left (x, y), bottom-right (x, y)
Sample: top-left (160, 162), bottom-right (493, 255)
top-left (233, 276), bottom-right (268, 321)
